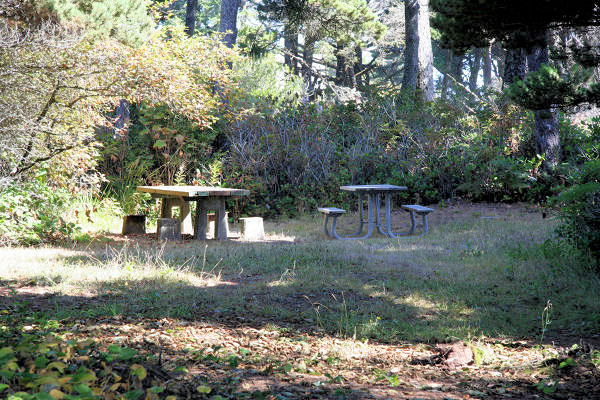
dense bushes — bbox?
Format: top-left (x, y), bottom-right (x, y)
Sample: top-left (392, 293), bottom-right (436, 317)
top-left (91, 90), bottom-right (600, 244)
top-left (552, 160), bottom-right (600, 263)
top-left (221, 95), bottom-right (580, 216)
top-left (0, 171), bottom-right (78, 245)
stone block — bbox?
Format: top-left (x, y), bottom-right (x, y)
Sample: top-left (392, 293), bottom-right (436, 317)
top-left (156, 218), bottom-right (181, 241)
top-left (240, 217), bottom-right (264, 240)
top-left (122, 215), bottom-right (146, 235)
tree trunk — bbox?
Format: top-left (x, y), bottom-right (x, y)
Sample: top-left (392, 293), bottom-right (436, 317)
top-left (302, 36), bottom-right (315, 95)
top-left (185, 0), bottom-right (198, 36)
top-left (502, 48), bottom-right (527, 88)
top-left (219, 0), bottom-right (240, 48)
top-left (335, 42), bottom-right (355, 88)
top-left (450, 51), bottom-right (464, 84)
top-left (354, 45), bottom-right (363, 88)
top-left (440, 49), bottom-right (452, 99)
top-left (335, 42), bottom-right (345, 85)
top-left (469, 48), bottom-right (482, 92)
top-left (402, 0), bottom-right (434, 101)
top-left (483, 43), bottom-right (492, 87)
top-left (402, 0), bottom-right (417, 91)
top-left (527, 34), bottom-right (560, 170)
top-left (114, 99), bottom-right (130, 139)
top-left (284, 23), bottom-right (299, 74)
top-left (496, 45), bottom-right (506, 82)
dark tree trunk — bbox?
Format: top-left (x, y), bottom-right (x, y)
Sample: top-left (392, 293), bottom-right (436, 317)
top-left (502, 48), bottom-right (527, 88)
top-left (440, 49), bottom-right (452, 99)
top-left (483, 44), bottom-right (492, 87)
top-left (527, 34), bottom-right (560, 169)
top-left (533, 110), bottom-right (560, 169)
top-left (114, 99), bottom-right (130, 143)
top-left (185, 0), bottom-right (198, 36)
top-left (450, 51), bottom-right (464, 84)
top-left (354, 45), bottom-right (363, 88)
top-left (219, 0), bottom-right (240, 48)
top-left (469, 48), bottom-right (482, 92)
top-left (402, 0), bottom-right (434, 100)
top-left (302, 36), bottom-right (315, 95)
top-left (335, 42), bottom-right (345, 85)
top-left (402, 0), bottom-right (417, 91)
top-left (284, 23), bottom-right (299, 74)
top-left (335, 42), bottom-right (355, 87)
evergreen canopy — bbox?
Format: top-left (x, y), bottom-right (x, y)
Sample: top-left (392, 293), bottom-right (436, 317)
top-left (431, 0), bottom-right (600, 109)
top-left (430, 0), bottom-right (600, 51)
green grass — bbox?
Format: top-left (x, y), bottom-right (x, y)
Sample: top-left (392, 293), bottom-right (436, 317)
top-left (3, 205), bottom-right (599, 344)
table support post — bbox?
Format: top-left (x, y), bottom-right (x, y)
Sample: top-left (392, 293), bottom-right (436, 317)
top-left (215, 199), bottom-right (228, 240)
top-left (385, 194), bottom-right (416, 237)
top-left (350, 194), bottom-right (366, 236)
top-left (375, 193), bottom-right (389, 236)
top-left (194, 200), bottom-right (208, 240)
top-left (160, 199), bottom-right (172, 218)
top-left (180, 201), bottom-right (193, 235)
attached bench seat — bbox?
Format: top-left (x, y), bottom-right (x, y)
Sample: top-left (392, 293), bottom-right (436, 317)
top-left (317, 207), bottom-right (346, 239)
top-left (317, 207), bottom-right (346, 215)
top-left (318, 204), bottom-right (434, 239)
top-left (401, 204), bottom-right (434, 236)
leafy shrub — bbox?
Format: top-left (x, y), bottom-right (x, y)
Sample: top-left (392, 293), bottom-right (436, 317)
top-left (0, 170), bottom-right (78, 245)
top-left (552, 160), bottom-right (600, 263)
top-left (223, 93), bottom-right (556, 216)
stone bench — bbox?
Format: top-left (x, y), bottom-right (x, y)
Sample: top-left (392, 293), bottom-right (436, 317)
top-left (156, 218), bottom-right (181, 241)
top-left (317, 207), bottom-right (346, 239)
top-left (240, 217), bottom-right (265, 240)
top-left (122, 215), bottom-right (146, 235)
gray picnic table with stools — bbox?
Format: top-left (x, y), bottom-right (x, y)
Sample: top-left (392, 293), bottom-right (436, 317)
top-left (317, 184), bottom-right (434, 240)
top-left (137, 186), bottom-right (249, 240)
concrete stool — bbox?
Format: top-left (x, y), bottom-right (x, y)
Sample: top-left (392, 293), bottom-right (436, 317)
top-left (156, 218), bottom-right (181, 241)
top-left (240, 217), bottom-right (265, 240)
top-left (122, 215), bottom-right (146, 235)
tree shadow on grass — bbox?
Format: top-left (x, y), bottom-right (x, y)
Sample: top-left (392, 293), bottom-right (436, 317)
top-left (1, 270), bottom-right (599, 399)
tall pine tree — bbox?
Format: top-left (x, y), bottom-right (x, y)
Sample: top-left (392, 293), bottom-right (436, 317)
top-left (431, 0), bottom-right (600, 169)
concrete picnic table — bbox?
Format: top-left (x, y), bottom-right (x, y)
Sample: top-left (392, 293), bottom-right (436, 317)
top-left (338, 184), bottom-right (408, 239)
top-left (137, 185), bottom-right (249, 240)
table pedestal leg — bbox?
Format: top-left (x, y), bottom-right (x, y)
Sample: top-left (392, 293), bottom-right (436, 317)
top-left (160, 198), bottom-right (193, 235)
top-left (194, 200), bottom-right (208, 240)
top-left (385, 194), bottom-right (416, 237)
top-left (160, 199), bottom-right (172, 218)
top-left (214, 199), bottom-right (228, 240)
top-left (179, 201), bottom-right (193, 235)
top-left (350, 194), bottom-right (366, 236)
top-left (375, 193), bottom-right (390, 236)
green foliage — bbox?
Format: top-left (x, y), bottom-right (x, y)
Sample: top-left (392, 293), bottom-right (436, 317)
top-left (431, 0), bottom-right (600, 109)
top-left (1, 18), bottom-right (236, 189)
top-left (0, 332), bottom-right (161, 399)
top-left (232, 54), bottom-right (305, 106)
top-left (431, 0), bottom-right (600, 51)
top-left (258, 0), bottom-right (385, 46)
top-left (0, 170), bottom-right (78, 246)
top-left (508, 64), bottom-right (600, 110)
top-left (551, 160), bottom-right (600, 262)
top-left (225, 93), bottom-right (565, 216)
top-left (42, 0), bottom-right (155, 45)
top-left (99, 101), bottom-right (221, 197)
